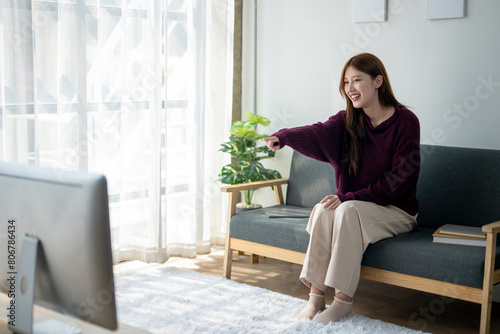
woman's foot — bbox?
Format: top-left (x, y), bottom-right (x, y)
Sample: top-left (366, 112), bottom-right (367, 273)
top-left (294, 293), bottom-right (326, 319)
top-left (312, 297), bottom-right (353, 324)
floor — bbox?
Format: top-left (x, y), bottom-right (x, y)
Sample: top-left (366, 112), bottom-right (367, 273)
top-left (115, 246), bottom-right (500, 334)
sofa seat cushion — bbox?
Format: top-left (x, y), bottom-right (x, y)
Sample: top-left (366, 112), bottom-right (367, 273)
top-left (362, 227), bottom-right (500, 289)
top-left (229, 205), bottom-right (311, 253)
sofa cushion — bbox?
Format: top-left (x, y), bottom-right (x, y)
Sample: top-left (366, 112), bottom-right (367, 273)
top-left (416, 145), bottom-right (500, 229)
top-left (230, 205), bottom-right (311, 253)
top-left (362, 226), bottom-right (500, 288)
top-left (286, 151), bottom-right (337, 208)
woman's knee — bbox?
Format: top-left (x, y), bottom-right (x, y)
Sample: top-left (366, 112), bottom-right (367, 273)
top-left (332, 201), bottom-right (363, 232)
top-left (307, 203), bottom-right (335, 232)
top-left (334, 201), bottom-right (358, 217)
top-left (312, 202), bottom-right (357, 223)
top-left (312, 203), bottom-right (336, 218)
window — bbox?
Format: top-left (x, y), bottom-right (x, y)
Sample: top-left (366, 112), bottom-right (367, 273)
top-left (0, 0), bottom-right (234, 262)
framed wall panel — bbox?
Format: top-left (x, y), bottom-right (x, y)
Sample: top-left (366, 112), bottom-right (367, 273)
top-left (426, 0), bottom-right (465, 20)
top-left (353, 0), bottom-right (387, 23)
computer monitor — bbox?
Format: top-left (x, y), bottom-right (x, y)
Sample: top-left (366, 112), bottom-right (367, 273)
top-left (0, 161), bottom-right (117, 333)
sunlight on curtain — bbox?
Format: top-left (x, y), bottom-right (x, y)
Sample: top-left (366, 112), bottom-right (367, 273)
top-left (0, 0), bottom-right (233, 263)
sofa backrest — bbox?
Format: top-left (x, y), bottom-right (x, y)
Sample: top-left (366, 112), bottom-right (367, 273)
top-left (286, 145), bottom-right (500, 229)
top-left (286, 151), bottom-right (337, 208)
top-left (417, 144), bottom-right (500, 229)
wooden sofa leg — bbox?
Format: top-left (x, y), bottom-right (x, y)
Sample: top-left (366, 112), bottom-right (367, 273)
top-left (223, 246), bottom-right (233, 279)
top-left (251, 254), bottom-right (259, 264)
top-left (480, 232), bottom-right (497, 334)
top-left (223, 191), bottom-right (238, 280)
top-left (480, 297), bottom-right (492, 334)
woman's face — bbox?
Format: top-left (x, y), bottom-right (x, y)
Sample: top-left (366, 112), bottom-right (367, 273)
top-left (343, 66), bottom-right (382, 110)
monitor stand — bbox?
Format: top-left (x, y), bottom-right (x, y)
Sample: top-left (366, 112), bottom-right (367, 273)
top-left (8, 235), bottom-right (81, 334)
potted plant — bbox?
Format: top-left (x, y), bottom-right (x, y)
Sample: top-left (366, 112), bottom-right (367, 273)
top-left (218, 112), bottom-right (282, 211)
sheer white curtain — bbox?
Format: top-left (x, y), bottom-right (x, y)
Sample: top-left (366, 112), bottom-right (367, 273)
top-left (0, 0), bottom-right (233, 263)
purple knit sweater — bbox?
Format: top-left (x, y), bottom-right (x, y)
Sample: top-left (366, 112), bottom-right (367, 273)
top-left (272, 105), bottom-right (420, 215)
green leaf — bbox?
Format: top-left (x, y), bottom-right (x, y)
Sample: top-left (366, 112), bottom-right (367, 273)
top-left (245, 112), bottom-right (271, 127)
top-left (257, 116), bottom-right (271, 126)
top-left (231, 128), bottom-right (248, 137)
top-left (231, 121), bottom-right (246, 130)
top-left (244, 131), bottom-right (259, 142)
top-left (245, 112), bottom-right (257, 122)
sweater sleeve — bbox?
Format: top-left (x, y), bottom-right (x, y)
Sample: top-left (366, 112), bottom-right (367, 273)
top-left (336, 113), bottom-right (420, 211)
top-left (271, 111), bottom-right (345, 163)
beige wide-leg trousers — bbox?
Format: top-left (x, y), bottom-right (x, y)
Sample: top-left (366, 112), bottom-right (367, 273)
top-left (300, 200), bottom-right (417, 298)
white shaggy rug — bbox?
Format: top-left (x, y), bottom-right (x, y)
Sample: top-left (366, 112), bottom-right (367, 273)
top-left (114, 266), bottom-right (429, 334)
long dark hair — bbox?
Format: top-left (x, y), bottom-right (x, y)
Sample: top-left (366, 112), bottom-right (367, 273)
top-left (339, 53), bottom-right (404, 176)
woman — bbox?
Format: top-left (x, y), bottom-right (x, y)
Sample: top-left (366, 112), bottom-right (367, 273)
top-left (264, 53), bottom-right (420, 324)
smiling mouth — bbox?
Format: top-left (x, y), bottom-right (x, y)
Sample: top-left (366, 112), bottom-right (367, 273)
top-left (350, 94), bottom-right (360, 101)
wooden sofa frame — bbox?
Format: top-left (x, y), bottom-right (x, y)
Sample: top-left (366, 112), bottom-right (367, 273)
top-left (221, 178), bottom-right (500, 334)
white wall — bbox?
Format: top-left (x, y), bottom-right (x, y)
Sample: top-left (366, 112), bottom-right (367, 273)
top-left (243, 0), bottom-right (500, 207)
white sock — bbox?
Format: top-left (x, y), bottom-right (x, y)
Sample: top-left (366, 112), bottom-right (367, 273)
top-left (294, 293), bottom-right (326, 320)
top-left (312, 297), bottom-right (353, 324)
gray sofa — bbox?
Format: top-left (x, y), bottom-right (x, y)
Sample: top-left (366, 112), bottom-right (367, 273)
top-left (221, 144), bottom-right (500, 334)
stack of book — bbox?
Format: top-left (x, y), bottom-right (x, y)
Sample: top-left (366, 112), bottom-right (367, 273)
top-left (432, 224), bottom-right (487, 247)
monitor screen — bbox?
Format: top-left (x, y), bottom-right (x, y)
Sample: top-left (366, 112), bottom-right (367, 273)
top-left (0, 161), bottom-right (117, 332)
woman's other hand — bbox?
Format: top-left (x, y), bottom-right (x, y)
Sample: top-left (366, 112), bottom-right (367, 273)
top-left (320, 195), bottom-right (341, 211)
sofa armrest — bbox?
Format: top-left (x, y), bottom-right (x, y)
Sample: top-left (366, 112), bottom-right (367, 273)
top-left (221, 178), bottom-right (289, 193)
top-left (482, 221), bottom-right (500, 234)
top-left (221, 178), bottom-right (289, 208)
